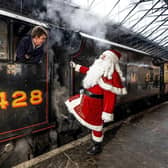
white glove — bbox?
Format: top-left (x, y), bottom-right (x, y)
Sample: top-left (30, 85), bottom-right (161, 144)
top-left (70, 61), bottom-right (76, 68)
top-left (24, 54), bottom-right (31, 59)
top-left (70, 61), bottom-right (81, 72)
top-left (102, 112), bottom-right (114, 123)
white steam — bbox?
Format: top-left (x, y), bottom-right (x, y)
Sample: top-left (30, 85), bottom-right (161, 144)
top-left (44, 0), bottom-right (108, 39)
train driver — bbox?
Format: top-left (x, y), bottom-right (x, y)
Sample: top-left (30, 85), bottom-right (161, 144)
top-left (16, 26), bottom-right (48, 64)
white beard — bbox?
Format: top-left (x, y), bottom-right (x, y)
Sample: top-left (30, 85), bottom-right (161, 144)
top-left (83, 58), bottom-right (112, 89)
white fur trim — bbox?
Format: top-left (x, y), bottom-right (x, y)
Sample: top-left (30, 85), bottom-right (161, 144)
top-left (65, 97), bottom-right (103, 131)
top-left (102, 112), bottom-right (114, 123)
top-left (92, 132), bottom-right (104, 142)
top-left (75, 64), bottom-right (81, 72)
top-left (98, 78), bottom-right (127, 95)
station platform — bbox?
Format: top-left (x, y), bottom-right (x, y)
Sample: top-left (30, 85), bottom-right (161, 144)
top-left (14, 101), bottom-right (168, 168)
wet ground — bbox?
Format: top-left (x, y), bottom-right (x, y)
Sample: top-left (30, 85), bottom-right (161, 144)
top-left (24, 102), bottom-right (168, 168)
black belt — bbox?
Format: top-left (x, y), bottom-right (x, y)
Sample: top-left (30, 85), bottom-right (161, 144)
top-left (82, 89), bottom-right (104, 99)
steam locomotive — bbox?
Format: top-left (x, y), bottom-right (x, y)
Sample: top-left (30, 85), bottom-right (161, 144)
top-left (0, 8), bottom-right (168, 167)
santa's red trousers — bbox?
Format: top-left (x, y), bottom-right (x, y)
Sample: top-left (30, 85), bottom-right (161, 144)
top-left (91, 130), bottom-right (103, 143)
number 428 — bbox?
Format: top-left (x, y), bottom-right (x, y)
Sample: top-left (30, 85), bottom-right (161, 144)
top-left (0, 90), bottom-right (43, 110)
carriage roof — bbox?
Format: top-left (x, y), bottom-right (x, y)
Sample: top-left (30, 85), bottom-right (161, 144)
top-left (0, 9), bottom-right (48, 28)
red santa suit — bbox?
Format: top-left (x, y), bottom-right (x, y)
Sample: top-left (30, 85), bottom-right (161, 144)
top-left (65, 50), bottom-right (127, 142)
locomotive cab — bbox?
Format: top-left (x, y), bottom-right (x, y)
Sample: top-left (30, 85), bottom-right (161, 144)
top-left (0, 9), bottom-right (55, 143)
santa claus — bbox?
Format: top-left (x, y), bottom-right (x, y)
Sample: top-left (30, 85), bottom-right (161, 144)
top-left (65, 49), bottom-right (127, 155)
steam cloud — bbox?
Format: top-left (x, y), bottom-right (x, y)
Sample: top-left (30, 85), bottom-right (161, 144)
top-left (41, 0), bottom-right (108, 39)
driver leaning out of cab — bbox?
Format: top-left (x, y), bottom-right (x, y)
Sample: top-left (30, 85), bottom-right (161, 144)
top-left (16, 26), bottom-right (48, 64)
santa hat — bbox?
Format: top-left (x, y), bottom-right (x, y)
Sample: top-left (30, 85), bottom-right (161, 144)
top-left (102, 50), bottom-right (122, 63)
top-left (109, 49), bottom-right (122, 59)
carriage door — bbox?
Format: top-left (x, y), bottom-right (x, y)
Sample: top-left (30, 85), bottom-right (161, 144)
top-left (0, 18), bottom-right (50, 142)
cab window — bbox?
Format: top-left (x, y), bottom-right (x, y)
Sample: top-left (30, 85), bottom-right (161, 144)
top-left (0, 19), bottom-right (8, 60)
top-left (13, 21), bottom-right (32, 59)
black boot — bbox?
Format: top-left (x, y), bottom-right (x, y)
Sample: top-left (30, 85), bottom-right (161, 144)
top-left (87, 141), bottom-right (102, 155)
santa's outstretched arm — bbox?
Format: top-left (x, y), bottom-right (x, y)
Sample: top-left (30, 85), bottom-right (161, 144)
top-left (70, 61), bottom-right (89, 74)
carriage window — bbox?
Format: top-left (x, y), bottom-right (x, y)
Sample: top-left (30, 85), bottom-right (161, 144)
top-left (0, 20), bottom-right (8, 60)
